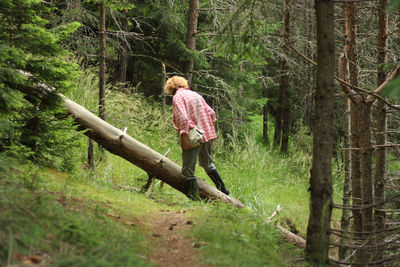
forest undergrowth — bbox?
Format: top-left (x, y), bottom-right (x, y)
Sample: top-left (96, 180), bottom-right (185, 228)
top-left (0, 71), bottom-right (351, 266)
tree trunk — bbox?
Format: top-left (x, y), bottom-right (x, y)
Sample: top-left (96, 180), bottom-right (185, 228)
top-left (280, 0), bottom-right (291, 153)
top-left (262, 67), bottom-right (269, 145)
top-left (119, 8), bottom-right (129, 83)
top-left (60, 95), bottom-right (244, 208)
top-left (99, 1), bottom-right (106, 121)
top-left (302, 0), bottom-right (314, 135)
top-left (238, 61), bottom-right (244, 125)
top-left (184, 0), bottom-right (199, 85)
top-left (305, 0), bottom-right (334, 265)
top-left (119, 50), bottom-right (128, 82)
top-left (350, 101), bottom-right (362, 237)
top-left (274, 0), bottom-right (291, 151)
top-left (339, 3), bottom-right (364, 263)
top-left (161, 63), bottom-right (166, 123)
top-left (374, 0), bottom-right (388, 261)
top-left (99, 0), bottom-right (106, 157)
top-left (337, 5), bottom-right (351, 259)
top-left (88, 138), bottom-right (95, 169)
top-left (281, 93), bottom-right (290, 153)
top-left (358, 102), bottom-right (374, 264)
top-left (338, 99), bottom-right (351, 261)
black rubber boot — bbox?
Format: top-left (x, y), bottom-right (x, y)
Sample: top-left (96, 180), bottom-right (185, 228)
top-left (187, 178), bottom-right (200, 200)
top-left (207, 169), bottom-right (230, 195)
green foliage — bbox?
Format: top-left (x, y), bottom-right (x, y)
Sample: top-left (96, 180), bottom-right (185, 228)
top-left (0, 154), bottom-right (151, 266)
top-left (381, 77), bottom-right (400, 98)
top-left (192, 205), bottom-right (303, 266)
top-left (0, 0), bottom-right (81, 169)
top-left (213, 0), bottom-right (280, 62)
top-left (2, 77), bottom-right (315, 265)
top-left (389, 0), bottom-right (400, 10)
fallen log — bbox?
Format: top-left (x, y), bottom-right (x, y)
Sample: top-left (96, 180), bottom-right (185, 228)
top-left (266, 205), bottom-right (305, 248)
top-left (275, 224), bottom-right (306, 248)
top-left (61, 95), bottom-right (244, 208)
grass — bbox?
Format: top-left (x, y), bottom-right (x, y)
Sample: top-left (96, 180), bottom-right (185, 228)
top-left (0, 156), bottom-right (152, 267)
top-left (190, 205), bottom-right (303, 266)
top-left (0, 70), bottom-right (320, 266)
top-left (68, 72), bottom-right (311, 264)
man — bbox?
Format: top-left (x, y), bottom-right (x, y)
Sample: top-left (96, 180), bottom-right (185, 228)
top-left (164, 76), bottom-right (230, 199)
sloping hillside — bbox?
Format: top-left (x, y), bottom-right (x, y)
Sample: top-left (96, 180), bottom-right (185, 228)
top-left (0, 77), bottom-right (313, 266)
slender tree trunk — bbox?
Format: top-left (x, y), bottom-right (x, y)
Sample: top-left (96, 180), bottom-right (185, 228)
top-left (238, 61), bottom-right (244, 125)
top-left (119, 50), bottom-right (128, 82)
top-left (358, 102), bottom-right (373, 264)
top-left (305, 0), bottom-right (334, 265)
top-left (280, 0), bottom-right (291, 153)
top-left (350, 101), bottom-right (362, 237)
top-left (337, 5), bottom-right (351, 259)
top-left (184, 0), bottom-right (199, 85)
top-left (344, 3), bottom-right (365, 263)
top-left (99, 0), bottom-right (106, 157)
top-left (99, 1), bottom-right (106, 121)
top-left (273, 105), bottom-right (282, 147)
top-left (339, 99), bottom-right (352, 261)
top-left (119, 8), bottom-right (129, 82)
top-left (301, 0), bottom-right (314, 134)
top-left (161, 63), bottom-right (166, 123)
top-left (274, 0), bottom-right (291, 151)
top-left (374, 0), bottom-right (388, 261)
top-left (262, 67), bottom-right (269, 145)
top-left (88, 138), bottom-right (94, 169)
top-left (281, 92), bottom-right (290, 153)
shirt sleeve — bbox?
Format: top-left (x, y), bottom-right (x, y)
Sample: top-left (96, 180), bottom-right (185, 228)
top-left (204, 100), bottom-right (216, 123)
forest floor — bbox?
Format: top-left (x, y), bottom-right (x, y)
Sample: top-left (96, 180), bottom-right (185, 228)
top-left (143, 209), bottom-right (205, 267)
top-left (57, 189), bottom-right (207, 267)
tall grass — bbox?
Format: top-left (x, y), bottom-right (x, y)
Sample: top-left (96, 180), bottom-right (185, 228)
top-left (63, 71), bottom-right (313, 265)
top-left (0, 155), bottom-right (152, 266)
top-left (5, 68), bottom-right (396, 266)
top-left (68, 73), bottom-right (313, 231)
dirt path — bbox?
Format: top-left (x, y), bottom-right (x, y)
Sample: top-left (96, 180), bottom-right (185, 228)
top-left (143, 209), bottom-right (206, 267)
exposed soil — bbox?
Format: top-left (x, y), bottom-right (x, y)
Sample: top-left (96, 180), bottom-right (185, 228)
top-left (144, 209), bottom-right (206, 267)
top-left (51, 191), bottom-right (206, 267)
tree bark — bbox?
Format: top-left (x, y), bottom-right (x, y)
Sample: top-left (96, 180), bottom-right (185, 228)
top-left (262, 67), bottom-right (269, 145)
top-left (99, 0), bottom-right (106, 157)
top-left (343, 3), bottom-right (364, 264)
top-left (238, 61), bottom-right (244, 125)
top-left (60, 94), bottom-right (244, 208)
top-left (161, 63), bottom-right (166, 123)
top-left (119, 8), bottom-right (129, 83)
top-left (99, 1), bottom-right (106, 121)
top-left (274, 0), bottom-right (291, 151)
top-left (301, 0), bottom-right (314, 135)
top-left (358, 104), bottom-right (373, 246)
top-left (374, 0), bottom-right (388, 261)
top-left (337, 5), bottom-right (351, 259)
top-left (88, 138), bottom-right (95, 169)
top-left (119, 50), bottom-right (128, 82)
top-left (305, 0), bottom-right (334, 265)
top-left (184, 0), bottom-right (199, 85)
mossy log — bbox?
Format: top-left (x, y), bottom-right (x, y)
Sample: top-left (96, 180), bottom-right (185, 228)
top-left (61, 95), bottom-right (244, 208)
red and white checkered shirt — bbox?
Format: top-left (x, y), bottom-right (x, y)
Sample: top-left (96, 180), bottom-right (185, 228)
top-left (172, 88), bottom-right (217, 142)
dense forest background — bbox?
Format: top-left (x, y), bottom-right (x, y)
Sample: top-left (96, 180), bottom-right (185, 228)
top-left (1, 0), bottom-right (400, 266)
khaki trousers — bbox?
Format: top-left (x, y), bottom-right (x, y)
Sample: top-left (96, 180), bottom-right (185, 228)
top-left (181, 141), bottom-right (216, 181)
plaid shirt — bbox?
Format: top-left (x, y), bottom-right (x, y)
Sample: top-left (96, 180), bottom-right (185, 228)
top-left (173, 88), bottom-right (217, 142)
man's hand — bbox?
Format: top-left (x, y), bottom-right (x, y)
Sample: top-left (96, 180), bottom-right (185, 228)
top-left (180, 134), bottom-right (192, 150)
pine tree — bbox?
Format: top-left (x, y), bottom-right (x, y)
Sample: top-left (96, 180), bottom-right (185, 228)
top-left (0, 0), bottom-right (80, 169)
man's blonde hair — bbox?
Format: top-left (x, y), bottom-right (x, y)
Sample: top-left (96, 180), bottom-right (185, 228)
top-left (164, 76), bottom-right (189, 95)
